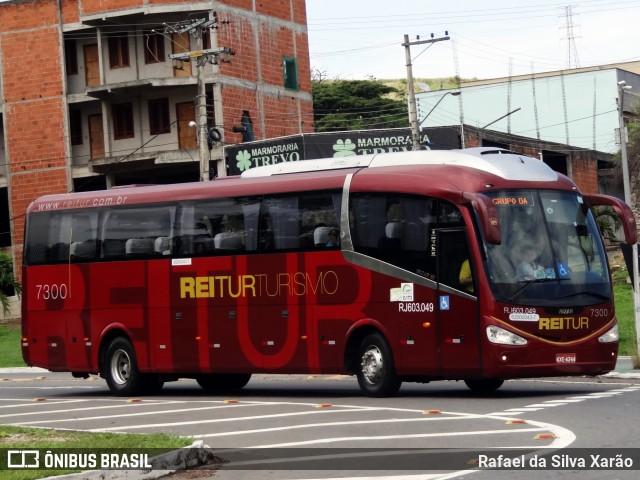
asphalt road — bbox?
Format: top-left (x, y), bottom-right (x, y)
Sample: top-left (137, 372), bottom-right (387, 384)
top-left (2, 368), bottom-right (640, 479)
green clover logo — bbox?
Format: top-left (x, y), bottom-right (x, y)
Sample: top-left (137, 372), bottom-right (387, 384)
top-left (333, 139), bottom-right (357, 157)
top-left (236, 150), bottom-right (253, 171)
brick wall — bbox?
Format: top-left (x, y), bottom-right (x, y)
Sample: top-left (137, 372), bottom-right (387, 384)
top-left (1, 0), bottom-right (311, 282)
top-left (569, 152), bottom-right (599, 194)
top-left (2, 0), bottom-right (70, 279)
top-left (219, 16), bottom-right (260, 83)
top-left (221, 85), bottom-right (260, 145)
top-left (0, 0), bottom-right (58, 31)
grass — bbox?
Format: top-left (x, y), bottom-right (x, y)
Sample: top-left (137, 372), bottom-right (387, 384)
top-left (614, 283), bottom-right (638, 357)
top-left (0, 426), bottom-right (193, 479)
top-left (0, 324), bottom-right (24, 367)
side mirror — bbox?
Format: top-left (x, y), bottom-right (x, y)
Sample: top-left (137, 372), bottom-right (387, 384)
top-left (583, 193), bottom-right (638, 245)
top-left (463, 192), bottom-right (501, 245)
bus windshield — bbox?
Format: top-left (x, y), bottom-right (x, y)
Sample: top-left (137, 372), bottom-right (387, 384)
top-left (483, 189), bottom-right (611, 306)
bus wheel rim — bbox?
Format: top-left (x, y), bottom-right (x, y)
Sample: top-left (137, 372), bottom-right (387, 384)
top-left (361, 346), bottom-right (383, 384)
top-left (111, 349), bottom-right (131, 385)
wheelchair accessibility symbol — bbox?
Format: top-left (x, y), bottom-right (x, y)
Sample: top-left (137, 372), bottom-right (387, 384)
top-left (439, 295), bottom-right (450, 311)
top-left (557, 262), bottom-right (570, 278)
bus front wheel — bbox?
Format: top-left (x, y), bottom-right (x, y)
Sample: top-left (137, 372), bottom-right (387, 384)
top-left (464, 378), bottom-right (504, 392)
top-left (356, 333), bottom-right (402, 397)
top-left (103, 337), bottom-right (145, 396)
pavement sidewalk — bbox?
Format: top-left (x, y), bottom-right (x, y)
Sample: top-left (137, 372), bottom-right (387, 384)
top-left (605, 355), bottom-right (640, 378)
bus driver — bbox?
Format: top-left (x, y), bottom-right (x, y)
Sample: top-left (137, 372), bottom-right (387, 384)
top-left (516, 245), bottom-right (545, 281)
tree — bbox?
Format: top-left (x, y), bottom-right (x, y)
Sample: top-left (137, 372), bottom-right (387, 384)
top-left (0, 253), bottom-right (21, 316)
top-left (594, 206), bottom-right (622, 242)
top-left (312, 78), bottom-right (408, 132)
top-left (613, 105), bottom-right (640, 205)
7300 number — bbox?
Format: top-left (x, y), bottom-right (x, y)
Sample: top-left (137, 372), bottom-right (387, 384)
top-left (36, 283), bottom-right (68, 300)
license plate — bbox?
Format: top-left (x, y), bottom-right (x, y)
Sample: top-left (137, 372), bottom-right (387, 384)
top-left (556, 353), bottom-right (576, 364)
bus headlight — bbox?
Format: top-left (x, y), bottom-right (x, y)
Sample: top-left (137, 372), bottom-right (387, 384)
top-left (598, 324), bottom-right (619, 343)
top-left (486, 325), bottom-right (527, 345)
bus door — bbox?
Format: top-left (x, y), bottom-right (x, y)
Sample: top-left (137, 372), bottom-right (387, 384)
top-left (436, 229), bottom-right (481, 376)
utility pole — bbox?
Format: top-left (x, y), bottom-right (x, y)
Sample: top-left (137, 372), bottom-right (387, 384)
top-left (402, 34), bottom-right (450, 150)
top-left (196, 47), bottom-right (209, 180)
top-left (167, 13), bottom-right (234, 180)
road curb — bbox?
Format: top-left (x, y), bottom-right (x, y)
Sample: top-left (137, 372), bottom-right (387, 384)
top-left (39, 441), bottom-right (216, 480)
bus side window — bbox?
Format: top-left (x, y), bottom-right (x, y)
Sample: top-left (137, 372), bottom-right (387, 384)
top-left (46, 213), bottom-right (72, 263)
top-left (48, 242), bottom-right (70, 263)
top-left (25, 213), bottom-right (50, 265)
top-left (101, 206), bottom-right (172, 260)
top-left (438, 230), bottom-right (474, 294)
top-left (25, 211), bottom-right (98, 265)
top-left (70, 213), bottom-right (98, 262)
top-left (351, 193), bottom-right (437, 279)
top-left (101, 238), bottom-right (126, 259)
top-left (70, 240), bottom-right (96, 260)
top-left (262, 191), bottom-right (341, 253)
top-left (154, 236), bottom-right (172, 256)
top-left (177, 198), bottom-right (259, 256)
top-left (265, 196), bottom-right (301, 250)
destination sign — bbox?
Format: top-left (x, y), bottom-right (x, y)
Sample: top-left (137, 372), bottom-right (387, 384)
top-left (491, 194), bottom-right (535, 206)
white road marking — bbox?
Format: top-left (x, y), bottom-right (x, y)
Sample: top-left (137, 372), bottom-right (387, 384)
top-left (87, 406), bottom-right (383, 432)
top-left (254, 427), bottom-right (552, 448)
top-left (0, 400), bottom-right (184, 419)
top-left (8, 402), bottom-right (261, 425)
top-left (195, 415), bottom-right (488, 439)
top-left (0, 399), bottom-right (88, 407)
top-left (542, 399), bottom-right (584, 403)
top-left (487, 386), bottom-right (639, 416)
top-left (286, 476), bottom-right (444, 480)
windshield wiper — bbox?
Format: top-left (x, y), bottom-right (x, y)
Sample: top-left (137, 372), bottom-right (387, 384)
top-left (507, 278), bottom-right (569, 302)
top-left (552, 290), bottom-right (610, 301)
top-left (507, 280), bottom-right (535, 302)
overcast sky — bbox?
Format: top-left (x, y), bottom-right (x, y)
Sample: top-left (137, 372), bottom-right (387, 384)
top-left (306, 0), bottom-right (640, 81)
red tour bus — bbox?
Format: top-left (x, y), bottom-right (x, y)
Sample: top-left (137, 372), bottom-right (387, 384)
top-left (21, 148), bottom-right (637, 397)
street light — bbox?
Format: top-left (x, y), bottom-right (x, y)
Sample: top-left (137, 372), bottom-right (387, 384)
top-left (414, 91), bottom-right (461, 149)
top-left (481, 107), bottom-right (521, 130)
top-left (476, 107), bottom-right (522, 147)
top-left (616, 80), bottom-right (640, 355)
top-left (418, 91), bottom-right (461, 127)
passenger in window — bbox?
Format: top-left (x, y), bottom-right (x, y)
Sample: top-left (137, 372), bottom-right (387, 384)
top-left (326, 229), bottom-right (339, 247)
top-left (458, 259), bottom-right (474, 293)
top-left (194, 242), bottom-right (206, 255)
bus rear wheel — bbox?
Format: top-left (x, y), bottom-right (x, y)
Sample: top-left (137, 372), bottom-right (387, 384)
top-left (356, 333), bottom-right (401, 397)
top-left (103, 337), bottom-right (164, 396)
top-left (196, 373), bottom-right (252, 392)
top-left (464, 378), bottom-right (504, 392)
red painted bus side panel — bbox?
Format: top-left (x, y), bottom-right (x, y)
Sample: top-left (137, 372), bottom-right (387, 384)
top-left (23, 247), bottom-right (616, 379)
